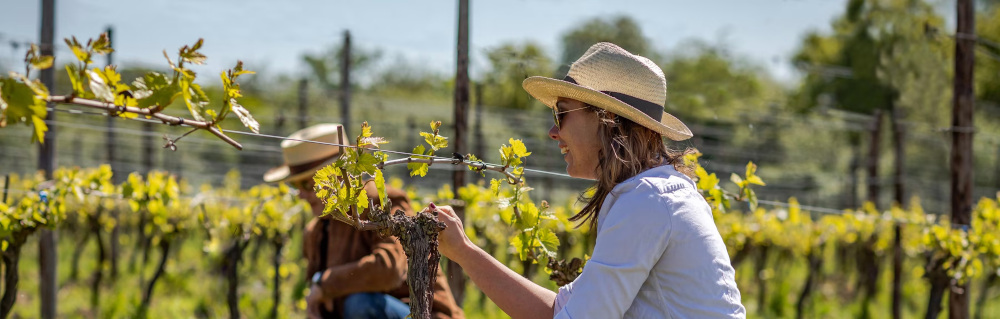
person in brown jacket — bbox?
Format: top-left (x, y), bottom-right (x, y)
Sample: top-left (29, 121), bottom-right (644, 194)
top-left (264, 124), bottom-right (464, 319)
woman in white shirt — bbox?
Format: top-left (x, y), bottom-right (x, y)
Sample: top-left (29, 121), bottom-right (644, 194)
top-left (429, 42), bottom-right (746, 319)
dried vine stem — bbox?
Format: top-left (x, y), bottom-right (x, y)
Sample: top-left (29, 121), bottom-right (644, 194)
top-left (46, 95), bottom-right (243, 150)
top-left (322, 197), bottom-right (445, 319)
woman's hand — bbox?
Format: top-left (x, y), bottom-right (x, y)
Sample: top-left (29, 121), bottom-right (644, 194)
top-left (427, 203), bottom-right (474, 263)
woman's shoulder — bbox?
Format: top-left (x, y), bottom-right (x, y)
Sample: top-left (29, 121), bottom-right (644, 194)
top-left (611, 165), bottom-right (697, 198)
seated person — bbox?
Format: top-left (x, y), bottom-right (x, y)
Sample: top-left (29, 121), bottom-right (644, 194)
top-left (264, 123), bottom-right (464, 319)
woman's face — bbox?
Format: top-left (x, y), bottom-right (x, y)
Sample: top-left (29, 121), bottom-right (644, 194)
top-left (549, 97), bottom-right (602, 180)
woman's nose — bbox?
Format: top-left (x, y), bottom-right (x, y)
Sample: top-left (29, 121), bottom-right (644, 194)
top-left (548, 124), bottom-right (559, 140)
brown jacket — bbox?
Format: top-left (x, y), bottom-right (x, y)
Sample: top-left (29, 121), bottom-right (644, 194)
top-left (303, 183), bottom-right (464, 319)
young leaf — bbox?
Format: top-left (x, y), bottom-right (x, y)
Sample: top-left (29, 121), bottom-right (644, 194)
top-left (87, 69), bottom-right (114, 101)
top-left (374, 170), bottom-right (387, 206)
top-left (538, 228), bottom-right (560, 258)
top-left (407, 145), bottom-right (430, 177)
top-left (520, 202), bottom-right (540, 229)
top-left (696, 171), bottom-right (719, 192)
top-left (133, 72), bottom-right (179, 111)
top-left (361, 121), bottom-right (373, 138)
top-left (730, 173), bottom-right (744, 188)
top-left (91, 33), bottom-right (113, 55)
top-left (358, 123), bottom-right (388, 147)
top-left (509, 138), bottom-right (532, 158)
top-left (66, 37), bottom-right (91, 64)
top-left (745, 162), bottom-right (758, 181)
top-left (229, 98), bottom-right (259, 133)
top-left (24, 44), bottom-right (54, 72)
top-left (65, 65), bottom-right (88, 97)
top-left (10, 73), bottom-right (49, 99)
top-left (180, 39), bottom-right (207, 65)
top-left (356, 187), bottom-right (369, 210)
top-left (0, 78), bottom-right (48, 142)
top-left (510, 234), bottom-right (528, 261)
top-left (490, 179), bottom-right (501, 197)
top-left (355, 152), bottom-right (383, 175)
top-left (420, 132), bottom-right (448, 151)
top-left (29, 54), bottom-right (54, 71)
top-left (31, 115), bottom-right (47, 144)
top-left (359, 136), bottom-right (388, 148)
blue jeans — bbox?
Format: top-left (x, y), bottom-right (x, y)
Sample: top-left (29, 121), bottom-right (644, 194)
top-left (341, 293), bottom-right (411, 319)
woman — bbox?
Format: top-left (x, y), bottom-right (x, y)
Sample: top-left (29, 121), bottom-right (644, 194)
top-left (430, 42), bottom-right (745, 318)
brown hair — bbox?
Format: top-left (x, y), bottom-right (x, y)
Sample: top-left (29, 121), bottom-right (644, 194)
top-left (571, 105), bottom-right (696, 229)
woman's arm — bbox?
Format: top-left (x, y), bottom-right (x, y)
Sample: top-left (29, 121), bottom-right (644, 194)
top-left (433, 204), bottom-right (557, 319)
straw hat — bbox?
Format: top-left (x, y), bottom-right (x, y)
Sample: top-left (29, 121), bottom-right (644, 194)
top-left (263, 123), bottom-right (349, 183)
top-left (522, 42), bottom-right (692, 141)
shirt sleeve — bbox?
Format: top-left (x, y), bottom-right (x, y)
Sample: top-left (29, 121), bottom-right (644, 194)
top-left (318, 233), bottom-right (408, 298)
top-left (317, 185), bottom-right (412, 299)
top-left (554, 181), bottom-right (672, 318)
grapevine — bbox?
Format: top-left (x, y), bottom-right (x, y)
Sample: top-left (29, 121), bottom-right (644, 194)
top-left (0, 33), bottom-right (258, 150)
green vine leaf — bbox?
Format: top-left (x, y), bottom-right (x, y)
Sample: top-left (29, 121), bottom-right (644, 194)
top-left (26, 44), bottom-right (54, 71)
top-left (134, 72), bottom-right (180, 112)
top-left (179, 39), bottom-right (207, 65)
top-left (183, 82), bottom-right (211, 122)
top-left (65, 65), bottom-right (88, 98)
top-left (420, 131), bottom-right (448, 151)
top-left (374, 170), bottom-right (387, 207)
top-left (408, 145), bottom-right (430, 177)
top-left (90, 33), bottom-right (113, 55)
top-left (357, 122), bottom-right (387, 147)
top-left (538, 228), bottom-right (560, 258)
top-left (65, 36), bottom-right (91, 64)
top-left (0, 78), bottom-right (48, 143)
top-left (87, 69), bottom-right (115, 102)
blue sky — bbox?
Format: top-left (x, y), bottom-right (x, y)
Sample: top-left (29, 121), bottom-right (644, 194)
top-left (1, 0), bottom-right (855, 84)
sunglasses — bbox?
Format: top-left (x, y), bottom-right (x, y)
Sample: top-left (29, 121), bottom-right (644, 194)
top-left (552, 106), bottom-right (589, 129)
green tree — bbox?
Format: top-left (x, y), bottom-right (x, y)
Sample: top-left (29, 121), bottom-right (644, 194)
top-left (976, 6), bottom-right (1000, 105)
top-left (559, 16), bottom-right (652, 75)
top-left (480, 41), bottom-right (554, 110)
top-left (301, 40), bottom-right (382, 94)
top-left (791, 0), bottom-right (949, 118)
top-left (661, 40), bottom-right (780, 121)
top-left (369, 55), bottom-right (450, 100)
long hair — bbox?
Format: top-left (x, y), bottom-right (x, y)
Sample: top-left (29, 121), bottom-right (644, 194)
top-left (571, 105), bottom-right (697, 229)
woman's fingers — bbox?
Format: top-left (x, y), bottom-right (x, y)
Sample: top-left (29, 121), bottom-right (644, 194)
top-left (426, 203), bottom-right (471, 262)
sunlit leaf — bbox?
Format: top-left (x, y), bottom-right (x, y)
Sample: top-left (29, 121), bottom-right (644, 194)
top-left (66, 37), bottom-right (91, 64)
top-left (374, 170), bottom-right (386, 206)
top-left (229, 98), bottom-right (259, 133)
top-left (180, 39), bottom-right (207, 65)
top-left (509, 138), bottom-right (532, 158)
top-left (538, 228), bottom-right (560, 257)
top-left (407, 145), bottom-right (430, 177)
top-left (87, 69), bottom-right (114, 101)
top-left (134, 72), bottom-right (179, 111)
top-left (30, 55), bottom-right (53, 70)
top-left (31, 115), bottom-right (47, 144)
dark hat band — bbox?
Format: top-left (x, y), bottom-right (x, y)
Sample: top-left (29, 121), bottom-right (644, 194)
top-left (563, 76), bottom-right (663, 122)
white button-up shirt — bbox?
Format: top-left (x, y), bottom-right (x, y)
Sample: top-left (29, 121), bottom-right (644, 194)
top-left (553, 165), bottom-right (745, 319)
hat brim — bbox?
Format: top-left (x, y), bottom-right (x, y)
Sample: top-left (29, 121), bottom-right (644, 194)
top-left (263, 156), bottom-right (340, 184)
top-left (523, 76), bottom-right (692, 141)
